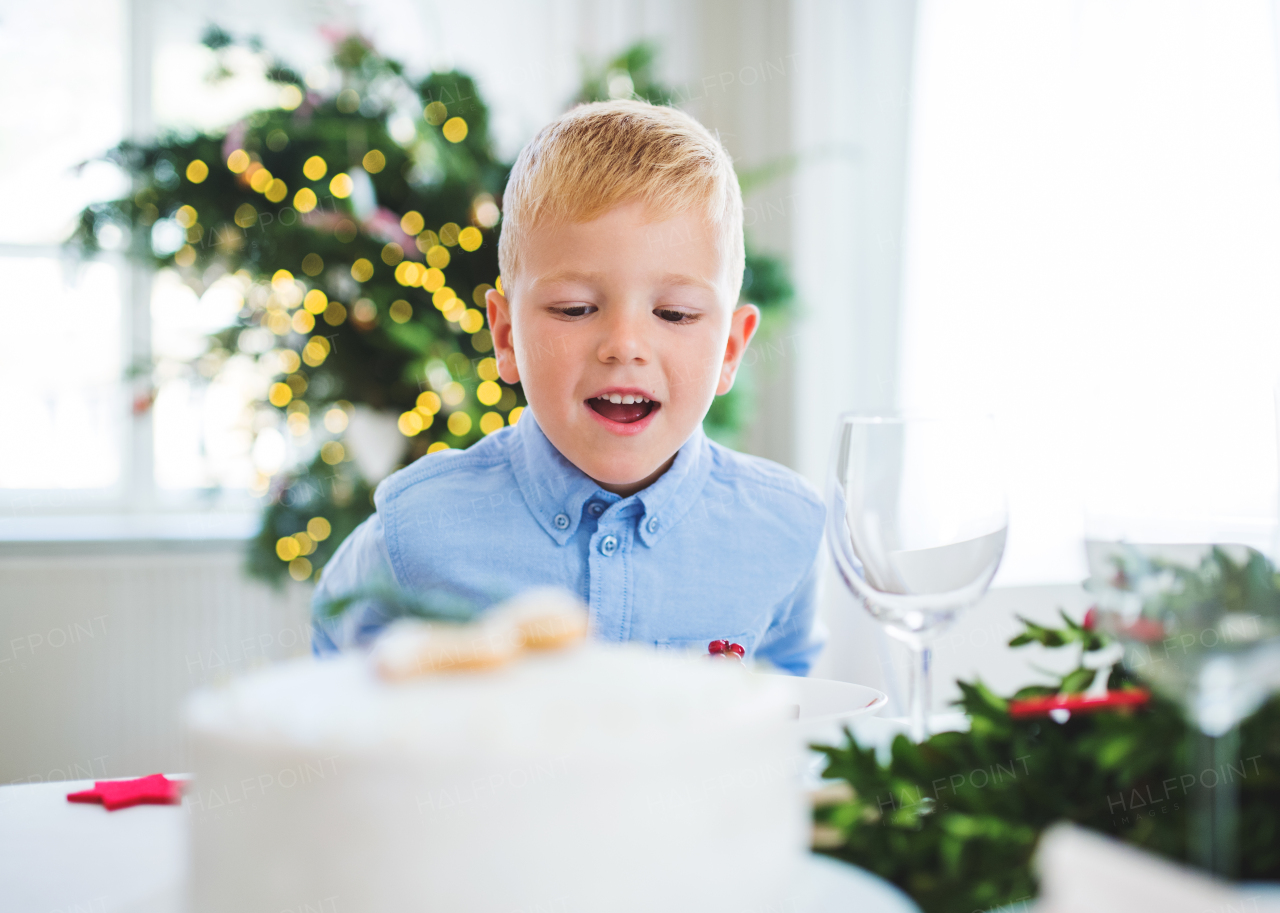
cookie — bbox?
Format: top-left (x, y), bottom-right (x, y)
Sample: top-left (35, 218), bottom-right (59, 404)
top-left (372, 618), bottom-right (521, 681)
top-left (487, 587), bottom-right (590, 650)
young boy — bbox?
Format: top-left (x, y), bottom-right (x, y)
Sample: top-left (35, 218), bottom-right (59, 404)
top-left (312, 99), bottom-right (826, 675)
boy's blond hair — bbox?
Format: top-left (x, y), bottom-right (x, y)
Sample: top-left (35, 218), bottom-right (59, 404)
top-left (497, 99), bottom-right (745, 304)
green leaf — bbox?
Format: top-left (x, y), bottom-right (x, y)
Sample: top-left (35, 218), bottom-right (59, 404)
top-left (1059, 667), bottom-right (1096, 694)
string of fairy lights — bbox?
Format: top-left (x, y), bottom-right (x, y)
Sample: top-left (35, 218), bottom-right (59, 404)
top-left (168, 98), bottom-right (520, 582)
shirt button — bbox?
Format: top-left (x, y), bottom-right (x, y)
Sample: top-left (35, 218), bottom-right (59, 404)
top-left (553, 513), bottom-right (570, 530)
top-left (646, 516), bottom-right (659, 533)
top-left (587, 501), bottom-right (605, 517)
top-left (599, 534), bottom-right (618, 557)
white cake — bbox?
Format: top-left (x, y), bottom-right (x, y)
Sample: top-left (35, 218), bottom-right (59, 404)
top-left (184, 638), bottom-right (806, 912)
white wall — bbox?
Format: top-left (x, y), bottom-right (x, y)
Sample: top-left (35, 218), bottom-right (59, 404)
top-left (0, 543), bottom-right (310, 783)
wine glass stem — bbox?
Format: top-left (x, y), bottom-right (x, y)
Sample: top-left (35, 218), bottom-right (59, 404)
top-left (1191, 726), bottom-right (1240, 877)
top-left (908, 644), bottom-right (933, 742)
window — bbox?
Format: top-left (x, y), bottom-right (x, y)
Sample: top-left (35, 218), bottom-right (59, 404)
top-left (899, 0), bottom-right (1280, 585)
top-left (0, 0), bottom-right (128, 501)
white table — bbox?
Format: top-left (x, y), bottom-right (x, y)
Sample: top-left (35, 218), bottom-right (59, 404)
top-left (0, 777), bottom-right (920, 913)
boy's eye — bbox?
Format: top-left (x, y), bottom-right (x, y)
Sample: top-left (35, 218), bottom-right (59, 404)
top-left (551, 305), bottom-right (595, 318)
top-left (655, 308), bottom-right (697, 323)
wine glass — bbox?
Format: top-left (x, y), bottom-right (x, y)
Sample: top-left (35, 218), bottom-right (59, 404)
top-left (827, 414), bottom-right (1008, 742)
top-left (1085, 522), bottom-right (1280, 878)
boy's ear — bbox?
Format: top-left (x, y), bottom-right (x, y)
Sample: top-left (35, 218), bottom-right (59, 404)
top-left (716, 303), bottom-right (760, 395)
top-left (485, 288), bottom-right (521, 384)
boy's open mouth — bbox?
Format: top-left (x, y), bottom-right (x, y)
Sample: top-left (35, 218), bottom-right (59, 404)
top-left (586, 393), bottom-right (659, 424)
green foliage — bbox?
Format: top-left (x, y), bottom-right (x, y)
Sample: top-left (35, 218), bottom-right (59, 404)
top-left (813, 614), bottom-right (1280, 913)
top-left (575, 42), bottom-right (676, 107)
top-left (1121, 545), bottom-right (1280, 631)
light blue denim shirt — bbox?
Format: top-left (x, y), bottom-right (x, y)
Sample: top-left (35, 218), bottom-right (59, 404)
top-left (311, 410), bottom-right (827, 674)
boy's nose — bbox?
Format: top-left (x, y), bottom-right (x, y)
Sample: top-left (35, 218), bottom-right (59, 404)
top-left (595, 306), bottom-right (650, 364)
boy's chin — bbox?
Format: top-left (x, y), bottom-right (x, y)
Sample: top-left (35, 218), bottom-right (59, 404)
top-left (574, 448), bottom-right (676, 494)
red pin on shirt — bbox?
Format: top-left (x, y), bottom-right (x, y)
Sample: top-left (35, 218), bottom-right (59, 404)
top-left (708, 640), bottom-right (745, 660)
top-left (67, 774), bottom-right (183, 811)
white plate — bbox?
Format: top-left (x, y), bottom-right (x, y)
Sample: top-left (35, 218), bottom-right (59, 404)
top-left (793, 854), bottom-right (921, 912)
top-left (757, 674), bottom-right (888, 744)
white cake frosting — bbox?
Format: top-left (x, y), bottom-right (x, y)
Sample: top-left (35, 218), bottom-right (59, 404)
top-left (185, 640), bottom-right (806, 913)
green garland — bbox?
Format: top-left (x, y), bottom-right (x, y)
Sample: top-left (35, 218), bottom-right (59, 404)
top-left (812, 555), bottom-right (1280, 913)
top-left (73, 33), bottom-right (795, 585)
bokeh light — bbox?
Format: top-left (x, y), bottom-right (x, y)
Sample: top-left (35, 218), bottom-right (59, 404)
top-left (303, 289), bottom-right (328, 313)
top-left (276, 349), bottom-right (302, 374)
top-left (442, 117), bottom-right (468, 143)
top-left (479, 411), bottom-right (504, 435)
top-left (476, 380), bottom-right (501, 406)
top-left (268, 382), bottom-right (292, 407)
top-left (473, 194), bottom-right (500, 228)
top-left (336, 88), bottom-right (360, 113)
top-left (330, 173), bottom-right (353, 198)
top-left (458, 227), bottom-right (482, 251)
top-left (249, 167), bottom-right (273, 193)
top-left (303, 156), bottom-right (327, 181)
top-left (422, 268), bottom-right (445, 292)
top-left (185, 160), bottom-right (208, 183)
top-left (398, 411), bottom-right (424, 436)
top-left (432, 287), bottom-right (456, 310)
top-left (425, 245), bottom-right (450, 269)
top-left (291, 310), bottom-right (315, 334)
top-left (323, 408), bottom-right (348, 433)
top-left (350, 259), bottom-right (374, 282)
top-left (416, 391), bottom-right (441, 414)
top-left (423, 101), bottom-right (447, 125)
top-left (226, 149), bottom-right (250, 173)
top-left (351, 299), bottom-right (376, 326)
top-left (279, 85), bottom-right (303, 110)
top-left (320, 441), bottom-right (345, 464)
top-left (276, 536), bottom-right (301, 561)
top-left (307, 517), bottom-right (332, 541)
top-left (441, 381), bottom-right (465, 406)
top-left (388, 300), bottom-right (413, 323)
top-left (301, 255), bottom-right (324, 279)
top-left (324, 300), bottom-right (347, 326)
top-left (401, 211), bottom-right (425, 235)
top-left (362, 149), bottom-right (386, 173)
top-left (447, 412), bottom-right (472, 436)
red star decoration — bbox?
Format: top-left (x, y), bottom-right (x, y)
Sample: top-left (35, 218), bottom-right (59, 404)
top-left (67, 774), bottom-right (183, 811)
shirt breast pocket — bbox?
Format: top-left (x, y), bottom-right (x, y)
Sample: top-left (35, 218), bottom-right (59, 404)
top-left (653, 631), bottom-right (758, 661)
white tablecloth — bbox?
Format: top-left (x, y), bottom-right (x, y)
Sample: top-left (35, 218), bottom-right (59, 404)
top-left (0, 776), bottom-right (920, 913)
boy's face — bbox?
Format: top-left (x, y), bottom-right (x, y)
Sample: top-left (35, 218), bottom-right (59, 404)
top-left (487, 199), bottom-right (758, 497)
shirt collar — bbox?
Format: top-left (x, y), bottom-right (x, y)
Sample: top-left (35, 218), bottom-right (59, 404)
top-left (509, 410), bottom-right (714, 547)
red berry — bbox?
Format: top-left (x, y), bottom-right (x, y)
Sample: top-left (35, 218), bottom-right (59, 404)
top-left (727, 643), bottom-right (745, 657)
top-left (708, 640), bottom-right (729, 655)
